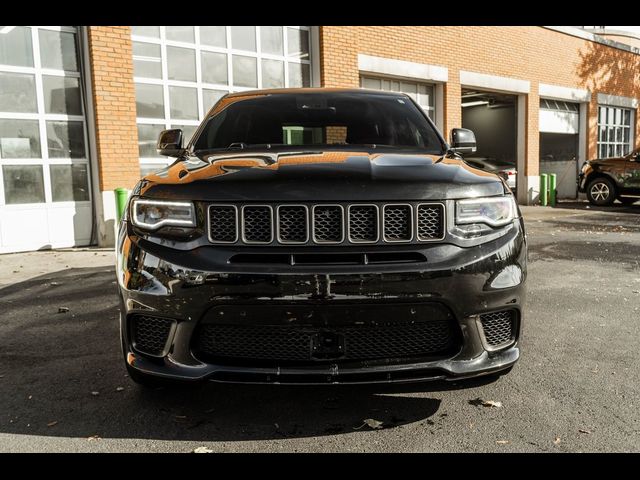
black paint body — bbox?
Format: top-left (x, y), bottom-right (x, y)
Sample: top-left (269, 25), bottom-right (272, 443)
top-left (116, 89), bottom-right (527, 385)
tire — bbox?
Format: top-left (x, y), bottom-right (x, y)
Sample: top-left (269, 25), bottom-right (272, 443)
top-left (586, 177), bottom-right (616, 206)
top-left (619, 197), bottom-right (638, 206)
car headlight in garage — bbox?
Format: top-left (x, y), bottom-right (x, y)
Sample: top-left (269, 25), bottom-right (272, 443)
top-left (131, 198), bottom-right (196, 230)
top-left (453, 195), bottom-right (517, 239)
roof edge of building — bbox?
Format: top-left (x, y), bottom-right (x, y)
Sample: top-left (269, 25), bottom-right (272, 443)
top-left (543, 26), bottom-right (640, 55)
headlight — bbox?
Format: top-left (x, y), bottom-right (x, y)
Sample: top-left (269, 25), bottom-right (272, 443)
top-left (456, 196), bottom-right (516, 227)
top-left (131, 198), bottom-right (196, 230)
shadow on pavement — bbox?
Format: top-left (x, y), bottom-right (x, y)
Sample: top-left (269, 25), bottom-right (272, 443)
top-left (551, 200), bottom-right (640, 214)
top-left (0, 266), bottom-right (500, 442)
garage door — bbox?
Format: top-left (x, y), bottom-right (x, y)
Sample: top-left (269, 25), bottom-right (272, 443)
top-left (539, 99), bottom-right (580, 199)
top-left (360, 76), bottom-right (435, 120)
top-left (539, 99), bottom-right (579, 134)
top-left (0, 26), bottom-right (92, 253)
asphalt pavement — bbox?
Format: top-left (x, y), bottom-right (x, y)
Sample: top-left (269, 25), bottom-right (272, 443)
top-left (0, 200), bottom-right (639, 452)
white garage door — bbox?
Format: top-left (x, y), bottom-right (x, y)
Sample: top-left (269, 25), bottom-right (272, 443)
top-left (360, 75), bottom-right (435, 120)
top-left (0, 26), bottom-right (92, 253)
top-left (539, 99), bottom-right (579, 134)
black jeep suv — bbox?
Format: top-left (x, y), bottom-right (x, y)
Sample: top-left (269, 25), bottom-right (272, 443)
top-left (116, 89), bottom-right (526, 386)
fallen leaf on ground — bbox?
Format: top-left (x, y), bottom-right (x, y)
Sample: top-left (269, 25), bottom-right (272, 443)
top-left (579, 429), bottom-right (591, 434)
top-left (91, 391), bottom-right (100, 396)
top-left (175, 415), bottom-right (188, 420)
top-left (47, 421), bottom-right (58, 427)
top-left (554, 437), bottom-right (561, 445)
top-left (193, 446), bottom-right (213, 453)
top-left (87, 435), bottom-right (101, 441)
top-left (469, 398), bottom-right (503, 408)
top-left (496, 440), bottom-right (509, 445)
top-left (115, 386), bottom-right (124, 392)
top-left (353, 418), bottom-right (384, 430)
top-left (50, 282), bottom-right (60, 286)
top-left (58, 307), bottom-right (70, 313)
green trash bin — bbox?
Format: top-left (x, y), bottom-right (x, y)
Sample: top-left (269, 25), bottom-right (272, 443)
top-left (549, 174), bottom-right (557, 207)
top-left (540, 174), bottom-right (548, 206)
top-left (114, 188), bottom-right (129, 222)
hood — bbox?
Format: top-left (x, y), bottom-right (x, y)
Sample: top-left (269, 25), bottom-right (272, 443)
top-left (137, 150), bottom-right (506, 202)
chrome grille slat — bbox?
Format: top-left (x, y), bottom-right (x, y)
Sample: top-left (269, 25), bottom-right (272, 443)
top-left (207, 202), bottom-right (444, 245)
top-left (348, 204), bottom-right (379, 243)
top-left (312, 205), bottom-right (344, 243)
top-left (277, 205), bottom-right (309, 244)
top-left (242, 205), bottom-right (273, 244)
top-left (383, 204), bottom-right (413, 242)
top-left (417, 203), bottom-right (445, 241)
top-left (208, 205), bottom-right (238, 243)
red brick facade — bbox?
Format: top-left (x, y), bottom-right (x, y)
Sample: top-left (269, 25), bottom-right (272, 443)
top-left (87, 26), bottom-right (139, 191)
top-left (319, 26), bottom-right (640, 178)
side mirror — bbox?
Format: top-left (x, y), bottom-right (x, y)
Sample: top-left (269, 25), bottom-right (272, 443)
top-left (157, 129), bottom-right (185, 157)
top-left (449, 128), bottom-right (477, 155)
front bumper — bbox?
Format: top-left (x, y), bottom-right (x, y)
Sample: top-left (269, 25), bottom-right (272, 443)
top-left (116, 219), bottom-right (527, 385)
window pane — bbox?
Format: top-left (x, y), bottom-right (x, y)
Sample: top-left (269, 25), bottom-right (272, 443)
top-left (0, 26), bottom-right (33, 67)
top-left (624, 109), bottom-right (631, 126)
top-left (50, 164), bottom-right (90, 202)
top-left (170, 124), bottom-right (198, 145)
top-left (140, 163), bottom-right (167, 177)
top-left (169, 86), bottom-right (198, 120)
top-left (43, 75), bottom-right (81, 115)
top-left (167, 46), bottom-right (196, 82)
top-left (232, 55), bottom-right (257, 87)
top-left (598, 125), bottom-right (606, 142)
top-left (132, 41), bottom-right (162, 79)
top-left (0, 119), bottom-right (41, 158)
top-left (287, 28), bottom-right (309, 59)
top-left (0, 72), bottom-right (37, 113)
top-left (165, 26), bottom-right (194, 43)
top-left (261, 26), bottom-right (283, 55)
top-left (624, 127), bottom-right (630, 144)
top-left (131, 26), bottom-right (160, 39)
top-left (135, 83), bottom-right (164, 118)
top-left (46, 121), bottom-right (85, 158)
top-left (231, 26), bottom-right (256, 52)
top-left (598, 107), bottom-right (606, 125)
top-left (362, 77), bottom-right (381, 89)
top-left (200, 26), bottom-right (226, 47)
top-left (2, 165), bottom-right (45, 204)
top-left (288, 62), bottom-right (310, 87)
top-left (38, 29), bottom-right (78, 71)
top-left (201, 51), bottom-right (228, 85)
top-left (202, 89), bottom-right (227, 110)
top-left (137, 124), bottom-right (165, 158)
top-left (261, 59), bottom-right (284, 88)
top-left (608, 145), bottom-right (614, 157)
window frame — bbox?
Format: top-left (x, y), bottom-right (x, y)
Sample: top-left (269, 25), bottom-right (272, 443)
top-left (132, 26), bottom-right (313, 173)
top-left (597, 105), bottom-right (634, 159)
top-left (0, 26), bottom-right (91, 207)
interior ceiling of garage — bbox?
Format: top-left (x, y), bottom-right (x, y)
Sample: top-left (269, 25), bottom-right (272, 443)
top-left (462, 89), bottom-right (516, 108)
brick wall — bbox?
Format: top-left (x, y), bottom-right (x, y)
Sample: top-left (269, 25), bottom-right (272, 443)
top-left (87, 26), bottom-right (139, 191)
top-left (319, 26), bottom-right (640, 179)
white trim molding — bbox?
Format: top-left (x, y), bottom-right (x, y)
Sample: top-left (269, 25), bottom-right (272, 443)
top-left (357, 54), bottom-right (448, 83)
top-left (597, 93), bottom-right (639, 109)
top-left (459, 70), bottom-right (530, 94)
top-left (539, 83), bottom-right (591, 103)
top-left (543, 26), bottom-right (640, 55)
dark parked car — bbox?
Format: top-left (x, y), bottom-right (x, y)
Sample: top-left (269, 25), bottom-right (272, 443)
top-left (116, 89), bottom-right (526, 387)
top-left (464, 157), bottom-right (517, 192)
top-left (579, 150), bottom-right (640, 205)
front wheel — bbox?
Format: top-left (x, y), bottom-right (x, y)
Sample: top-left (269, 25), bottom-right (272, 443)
top-left (586, 178), bottom-right (616, 206)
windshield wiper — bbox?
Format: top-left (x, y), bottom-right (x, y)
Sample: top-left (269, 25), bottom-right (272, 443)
top-left (228, 142), bottom-right (286, 150)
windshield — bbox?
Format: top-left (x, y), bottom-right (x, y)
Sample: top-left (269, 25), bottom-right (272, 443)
top-left (192, 91), bottom-right (445, 154)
